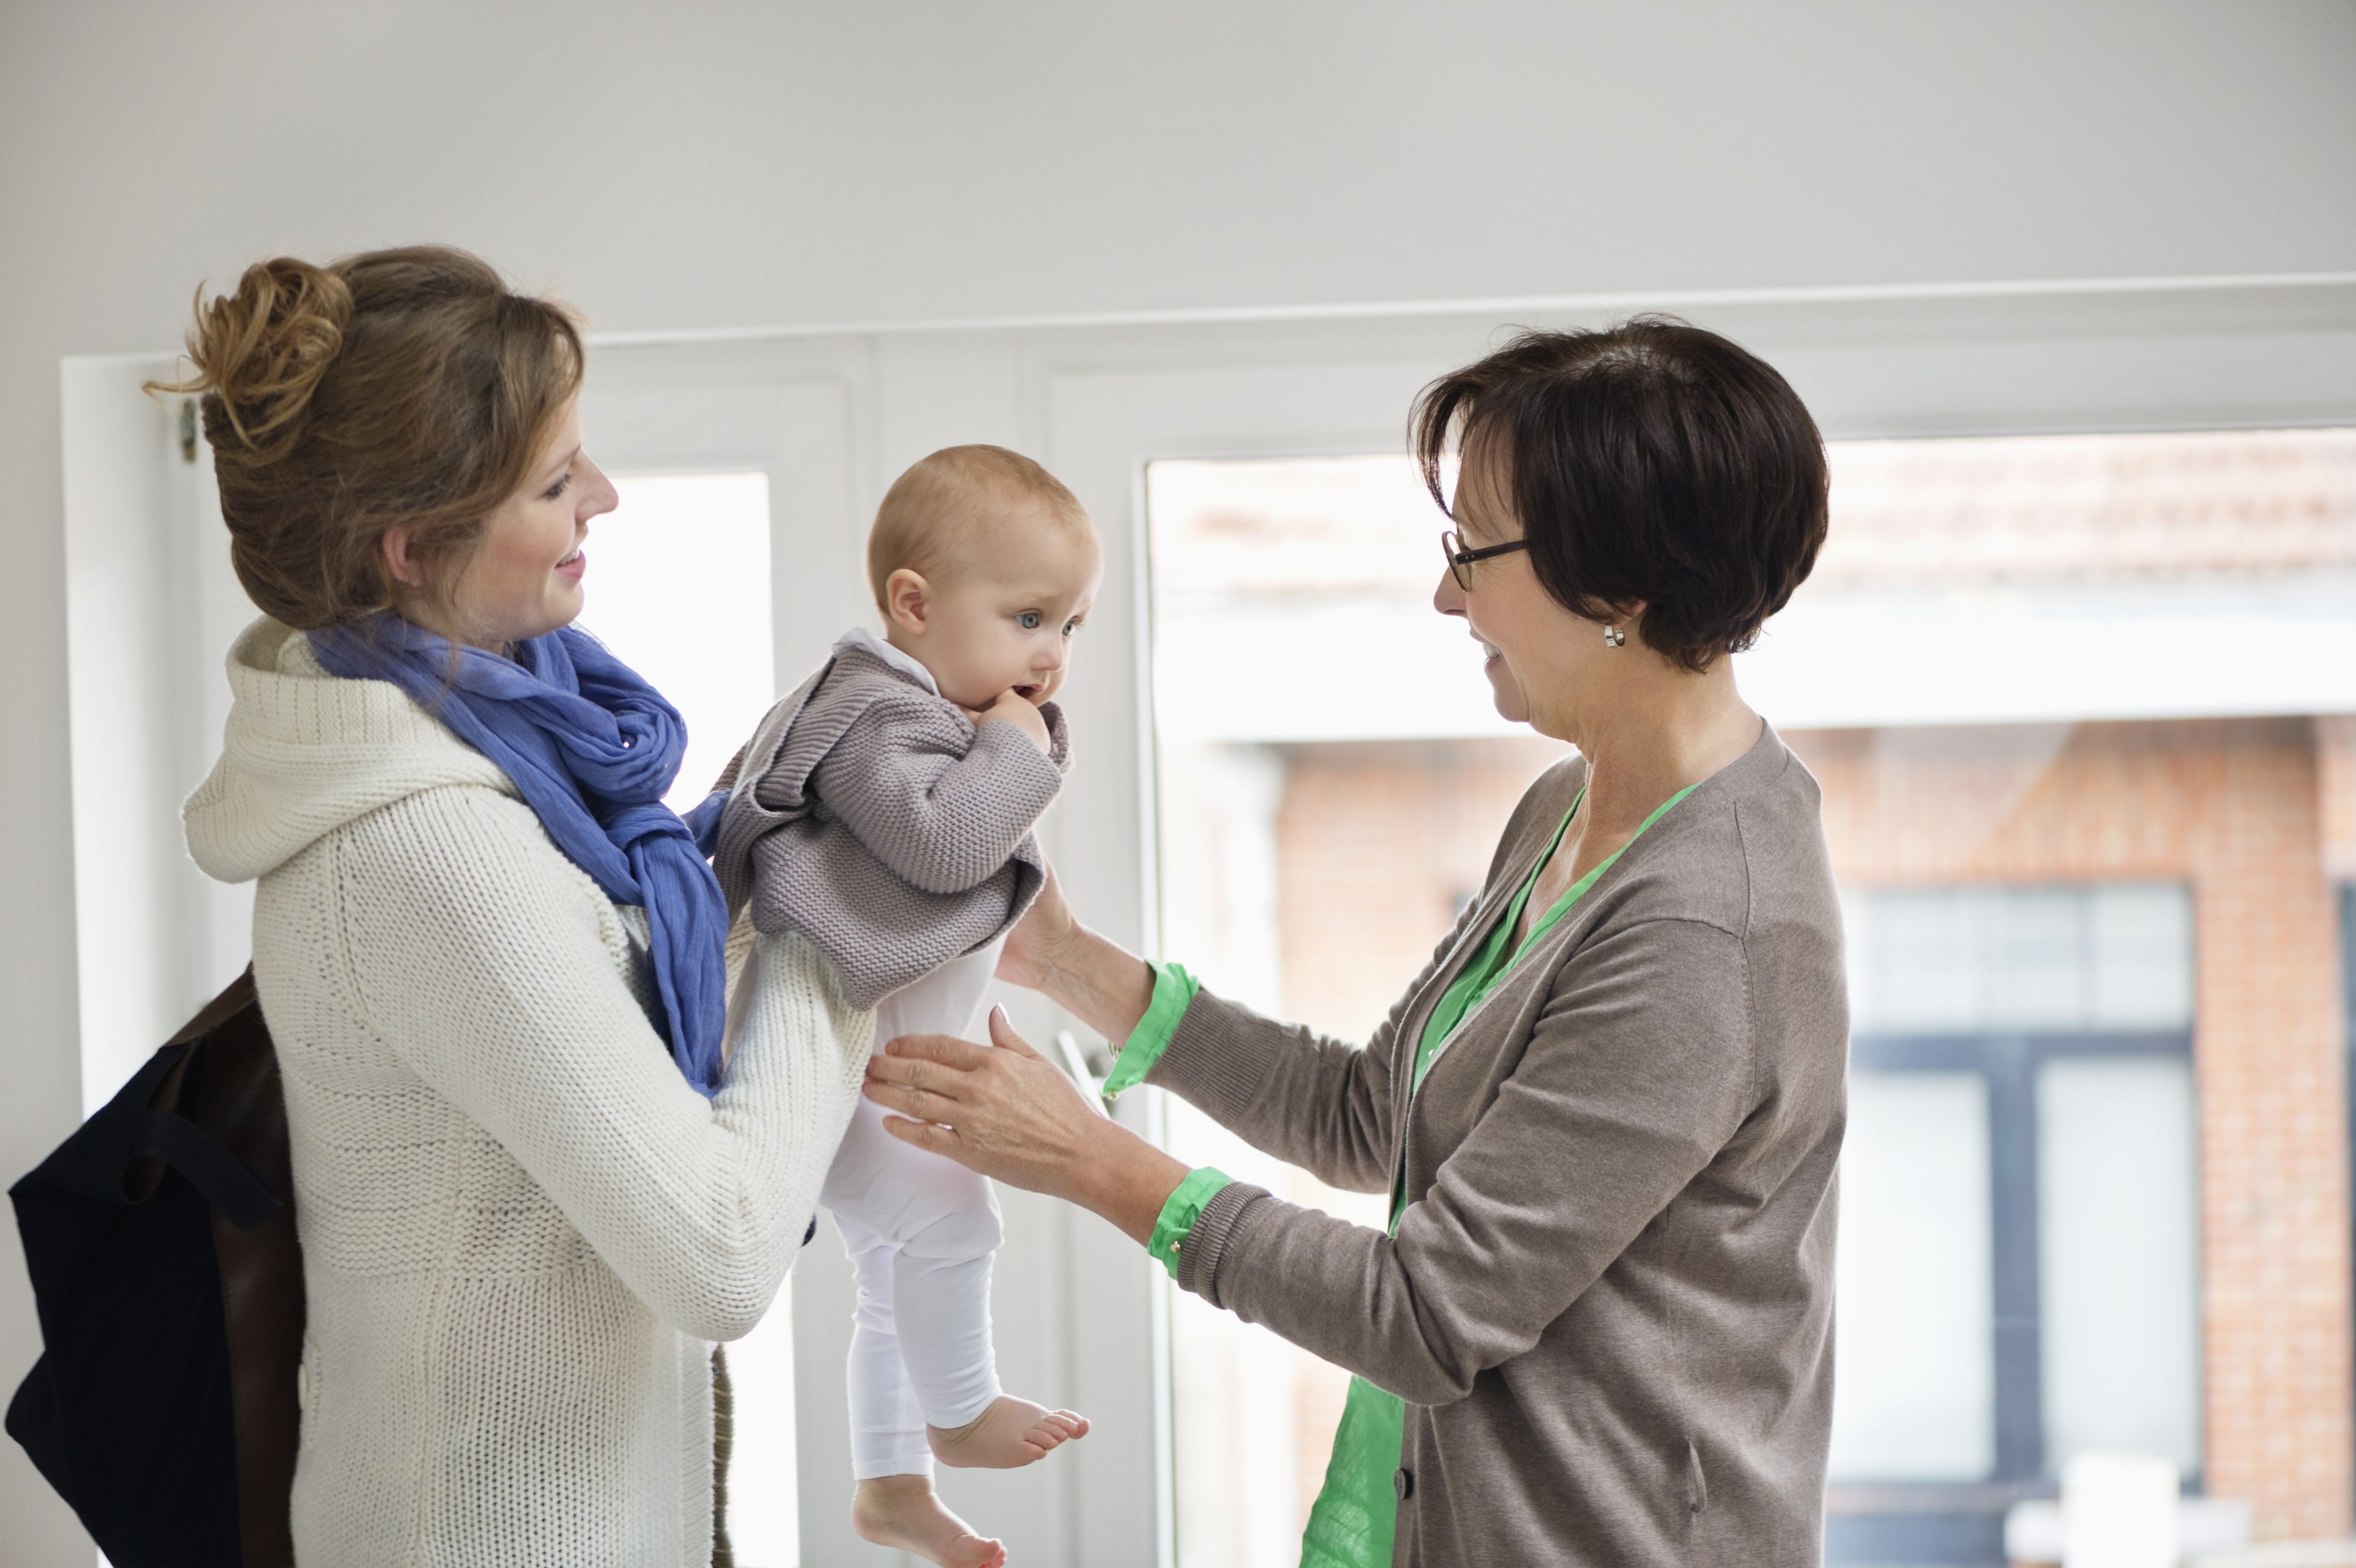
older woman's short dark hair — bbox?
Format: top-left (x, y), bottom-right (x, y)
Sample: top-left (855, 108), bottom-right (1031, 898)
top-left (1413, 317), bottom-right (1829, 673)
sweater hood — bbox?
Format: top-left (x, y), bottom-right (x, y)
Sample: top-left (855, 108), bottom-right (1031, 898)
top-left (184, 617), bottom-right (516, 884)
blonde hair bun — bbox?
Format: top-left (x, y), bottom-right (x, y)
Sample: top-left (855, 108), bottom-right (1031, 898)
top-left (172, 257), bottom-right (354, 466)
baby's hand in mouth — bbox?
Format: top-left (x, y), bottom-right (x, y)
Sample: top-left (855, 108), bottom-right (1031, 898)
top-left (969, 686), bottom-right (1055, 755)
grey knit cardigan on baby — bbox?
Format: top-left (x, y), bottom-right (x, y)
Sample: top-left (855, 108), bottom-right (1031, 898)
top-left (710, 638), bottom-right (1070, 1010)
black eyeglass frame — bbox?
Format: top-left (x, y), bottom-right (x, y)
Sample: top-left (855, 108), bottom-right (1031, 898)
top-left (1440, 529), bottom-right (1530, 590)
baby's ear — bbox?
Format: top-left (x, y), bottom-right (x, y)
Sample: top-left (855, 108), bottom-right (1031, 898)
top-left (883, 567), bottom-right (931, 632)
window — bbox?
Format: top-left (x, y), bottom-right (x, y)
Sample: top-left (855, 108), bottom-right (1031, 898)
top-left (1147, 457), bottom-right (1543, 1567)
top-left (1832, 1067), bottom-right (1997, 1479)
top-left (1144, 429), bottom-right (2355, 1568)
top-left (1834, 886), bottom-right (2201, 1490)
top-left (578, 472), bottom-right (778, 811)
top-left (591, 469), bottom-right (802, 1566)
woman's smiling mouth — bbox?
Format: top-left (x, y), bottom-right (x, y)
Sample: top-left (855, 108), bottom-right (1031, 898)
top-left (555, 547), bottom-right (586, 581)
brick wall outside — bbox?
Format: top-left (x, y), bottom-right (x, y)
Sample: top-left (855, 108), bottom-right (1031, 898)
top-left (1275, 738), bottom-right (1571, 1041)
top-left (1790, 719), bottom-right (2351, 1540)
top-left (1264, 719), bottom-right (2354, 1541)
top-left (2318, 716), bottom-right (2356, 881)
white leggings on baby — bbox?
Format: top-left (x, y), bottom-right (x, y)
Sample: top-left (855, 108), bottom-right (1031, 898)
top-left (821, 940), bottom-right (1005, 1480)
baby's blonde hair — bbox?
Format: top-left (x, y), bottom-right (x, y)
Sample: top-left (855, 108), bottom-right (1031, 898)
top-left (868, 445), bottom-right (1093, 612)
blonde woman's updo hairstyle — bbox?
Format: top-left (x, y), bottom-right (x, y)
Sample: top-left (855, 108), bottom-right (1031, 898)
top-left (151, 245), bottom-right (583, 629)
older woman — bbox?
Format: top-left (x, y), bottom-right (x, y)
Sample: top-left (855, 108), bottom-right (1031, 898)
top-left (864, 319), bottom-right (1848, 1568)
top-left (174, 247), bottom-right (871, 1564)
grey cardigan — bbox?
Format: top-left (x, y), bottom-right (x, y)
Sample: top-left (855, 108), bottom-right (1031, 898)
top-left (1155, 724), bottom-right (1846, 1567)
top-left (710, 632), bottom-right (1070, 1009)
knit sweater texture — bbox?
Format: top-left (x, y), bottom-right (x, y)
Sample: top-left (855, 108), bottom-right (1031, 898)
top-left (183, 617), bottom-right (874, 1567)
top-left (711, 628), bottom-right (1068, 1009)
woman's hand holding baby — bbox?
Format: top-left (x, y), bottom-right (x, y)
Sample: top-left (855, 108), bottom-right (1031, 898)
top-left (864, 1007), bottom-right (1187, 1247)
top-left (996, 864), bottom-right (1158, 1045)
top-left (964, 688), bottom-right (1053, 755)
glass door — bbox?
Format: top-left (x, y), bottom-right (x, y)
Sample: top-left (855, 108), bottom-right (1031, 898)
top-left (577, 464), bottom-right (801, 1560)
top-left (1143, 453), bottom-right (1562, 1566)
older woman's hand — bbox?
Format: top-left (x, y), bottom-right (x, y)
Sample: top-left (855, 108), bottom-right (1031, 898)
top-left (865, 1006), bottom-right (1188, 1245)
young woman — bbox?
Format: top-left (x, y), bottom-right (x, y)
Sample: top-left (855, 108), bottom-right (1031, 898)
top-left (173, 247), bottom-right (868, 1564)
top-left (863, 320), bottom-right (1850, 1568)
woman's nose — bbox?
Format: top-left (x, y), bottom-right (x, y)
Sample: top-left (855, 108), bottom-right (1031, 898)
top-left (578, 455), bottom-right (620, 521)
top-left (1434, 568), bottom-right (1466, 618)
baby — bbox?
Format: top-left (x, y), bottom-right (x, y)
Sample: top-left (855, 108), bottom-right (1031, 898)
top-left (712, 444), bottom-right (1101, 1568)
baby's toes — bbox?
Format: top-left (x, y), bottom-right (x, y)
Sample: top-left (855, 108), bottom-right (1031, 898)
top-left (1028, 1409), bottom-right (1089, 1449)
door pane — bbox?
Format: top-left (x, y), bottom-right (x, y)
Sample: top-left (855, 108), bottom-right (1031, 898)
top-left (2037, 1056), bottom-right (2203, 1472)
top-left (586, 470), bottom-right (799, 1561)
top-left (2088, 886), bottom-right (2196, 1031)
top-left (578, 472), bottom-right (778, 811)
top-left (1830, 1070), bottom-right (1997, 1481)
top-left (1146, 457), bottom-right (1530, 1567)
top-left (1849, 885), bottom-right (2193, 1035)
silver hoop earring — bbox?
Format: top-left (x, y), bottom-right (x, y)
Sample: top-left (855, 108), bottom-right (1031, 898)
top-left (1604, 625), bottom-right (1627, 648)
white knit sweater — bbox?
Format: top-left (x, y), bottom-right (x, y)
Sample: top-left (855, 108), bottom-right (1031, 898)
top-left (183, 618), bottom-right (872, 1567)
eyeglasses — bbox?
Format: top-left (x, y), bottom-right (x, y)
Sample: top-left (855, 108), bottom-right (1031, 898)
top-left (1440, 529), bottom-right (1530, 591)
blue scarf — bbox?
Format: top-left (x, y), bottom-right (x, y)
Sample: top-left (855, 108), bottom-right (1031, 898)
top-left (310, 617), bottom-right (732, 1097)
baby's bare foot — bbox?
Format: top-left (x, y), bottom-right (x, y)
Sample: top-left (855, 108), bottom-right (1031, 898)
top-left (928, 1394), bottom-right (1090, 1469)
top-left (851, 1475), bottom-right (1005, 1568)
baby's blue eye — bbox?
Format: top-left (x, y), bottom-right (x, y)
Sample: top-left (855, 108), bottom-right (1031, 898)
top-left (1017, 612), bottom-right (1043, 630)
top-left (1062, 618), bottom-right (1082, 637)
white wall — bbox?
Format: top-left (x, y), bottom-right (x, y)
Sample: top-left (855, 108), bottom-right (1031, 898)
top-left (5, 2), bottom-right (2355, 1558)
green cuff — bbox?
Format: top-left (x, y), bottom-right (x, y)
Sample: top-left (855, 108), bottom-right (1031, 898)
top-left (1102, 961), bottom-right (1200, 1097)
top-left (1147, 1166), bottom-right (1234, 1280)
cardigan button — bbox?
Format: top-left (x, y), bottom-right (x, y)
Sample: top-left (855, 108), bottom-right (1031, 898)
top-left (1394, 1466), bottom-right (1412, 1500)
